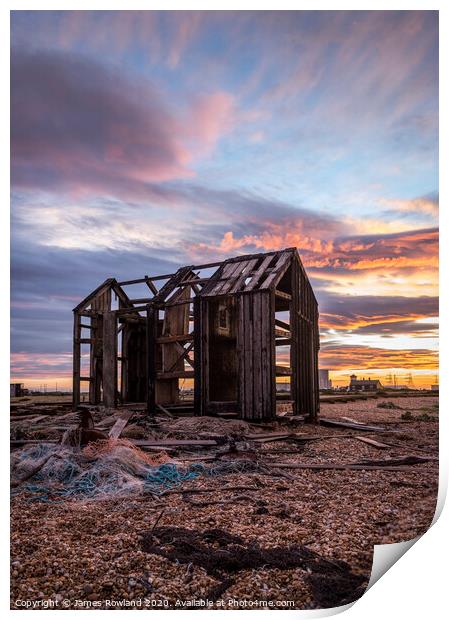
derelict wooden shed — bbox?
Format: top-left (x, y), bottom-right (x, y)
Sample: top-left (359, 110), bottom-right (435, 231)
top-left (72, 248), bottom-right (320, 422)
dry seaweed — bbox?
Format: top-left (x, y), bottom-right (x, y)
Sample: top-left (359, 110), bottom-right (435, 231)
top-left (141, 526), bottom-right (366, 607)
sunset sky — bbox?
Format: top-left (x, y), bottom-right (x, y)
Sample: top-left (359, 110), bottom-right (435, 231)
top-left (11, 10), bottom-right (438, 389)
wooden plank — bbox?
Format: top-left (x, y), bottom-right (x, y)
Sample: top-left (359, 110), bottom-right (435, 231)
top-left (276, 365), bottom-right (292, 376)
top-left (268, 463), bottom-right (426, 472)
top-left (102, 311), bottom-right (117, 408)
top-left (275, 318), bottom-right (290, 331)
top-left (228, 258), bottom-right (258, 294)
top-left (193, 297), bottom-right (203, 416)
top-left (213, 261), bottom-right (245, 295)
top-left (156, 334), bottom-right (194, 344)
top-left (145, 278), bottom-right (159, 296)
top-left (156, 403), bottom-right (174, 418)
top-left (355, 436), bottom-right (391, 449)
top-left (72, 312), bottom-right (81, 410)
top-left (253, 292), bottom-right (263, 421)
top-left (133, 439), bottom-right (217, 447)
top-left (260, 252), bottom-right (291, 290)
top-left (243, 294), bottom-right (253, 419)
top-left (108, 410), bottom-right (133, 439)
top-left (261, 292), bottom-right (271, 420)
top-left (146, 306), bottom-right (157, 415)
top-left (73, 278), bottom-right (114, 312)
top-left (166, 342), bottom-right (194, 373)
top-left (276, 338), bottom-right (292, 346)
top-left (274, 290), bottom-right (292, 301)
top-left (319, 418), bottom-right (386, 432)
top-left (156, 370), bottom-right (195, 379)
top-left (244, 254), bottom-right (274, 291)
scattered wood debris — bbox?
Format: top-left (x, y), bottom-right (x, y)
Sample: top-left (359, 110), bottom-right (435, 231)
top-left (10, 394), bottom-right (438, 610)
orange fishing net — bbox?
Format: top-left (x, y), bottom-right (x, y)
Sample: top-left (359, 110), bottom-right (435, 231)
top-left (82, 438), bottom-right (171, 465)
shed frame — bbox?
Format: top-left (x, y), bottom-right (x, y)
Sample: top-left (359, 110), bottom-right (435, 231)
top-left (72, 248), bottom-right (319, 422)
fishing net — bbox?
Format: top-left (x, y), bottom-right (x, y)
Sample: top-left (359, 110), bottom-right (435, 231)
top-left (11, 439), bottom-right (265, 503)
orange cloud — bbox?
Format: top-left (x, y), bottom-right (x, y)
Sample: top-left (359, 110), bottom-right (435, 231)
top-left (319, 344), bottom-right (438, 371)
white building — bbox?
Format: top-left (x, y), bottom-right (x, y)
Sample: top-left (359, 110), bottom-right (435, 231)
top-left (319, 369), bottom-right (332, 390)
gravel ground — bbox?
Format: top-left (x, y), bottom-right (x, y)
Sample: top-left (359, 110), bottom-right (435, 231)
top-left (10, 395), bottom-right (438, 610)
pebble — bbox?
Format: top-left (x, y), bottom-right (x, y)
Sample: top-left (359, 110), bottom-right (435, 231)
top-left (9, 395), bottom-right (438, 610)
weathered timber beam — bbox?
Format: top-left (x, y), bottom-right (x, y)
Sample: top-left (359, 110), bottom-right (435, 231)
top-left (276, 365), bottom-right (292, 376)
top-left (275, 318), bottom-right (290, 331)
top-left (115, 305), bottom-right (149, 313)
top-left (117, 273), bottom-right (176, 286)
top-left (156, 370), bottom-right (195, 379)
top-left (275, 338), bottom-right (291, 346)
top-left (128, 298), bottom-right (154, 304)
top-left (275, 290), bottom-right (292, 301)
top-left (157, 297), bottom-right (195, 309)
top-left (178, 277), bottom-right (210, 286)
top-left (275, 328), bottom-right (291, 338)
top-left (167, 342), bottom-right (195, 372)
top-left (156, 334), bottom-right (194, 344)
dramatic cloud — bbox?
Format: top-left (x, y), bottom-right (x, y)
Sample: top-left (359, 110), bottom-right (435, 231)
top-left (319, 344), bottom-right (438, 371)
top-left (318, 293), bottom-right (438, 332)
top-left (11, 49), bottom-right (236, 199)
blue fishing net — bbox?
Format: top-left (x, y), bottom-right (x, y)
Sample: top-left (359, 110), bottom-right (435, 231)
top-left (11, 443), bottom-right (259, 503)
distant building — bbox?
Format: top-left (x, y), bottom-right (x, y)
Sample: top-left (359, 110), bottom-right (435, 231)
top-left (348, 374), bottom-right (383, 392)
top-left (319, 369), bottom-right (332, 390)
top-left (10, 383), bottom-right (25, 397)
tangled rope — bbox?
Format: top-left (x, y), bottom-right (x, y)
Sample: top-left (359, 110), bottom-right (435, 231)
top-left (11, 441), bottom-right (264, 503)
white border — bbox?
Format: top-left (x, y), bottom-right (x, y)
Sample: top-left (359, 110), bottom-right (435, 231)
top-left (2, 3), bottom-right (446, 618)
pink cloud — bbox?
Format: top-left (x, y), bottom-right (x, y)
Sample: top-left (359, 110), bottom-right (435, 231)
top-left (11, 50), bottom-right (236, 199)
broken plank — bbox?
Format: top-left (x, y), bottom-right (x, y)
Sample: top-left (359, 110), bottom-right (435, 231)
top-left (132, 439), bottom-right (217, 447)
top-left (246, 432), bottom-right (294, 440)
top-left (10, 415), bottom-right (50, 424)
top-left (108, 410), bottom-right (134, 439)
top-left (319, 418), bottom-right (386, 432)
top-left (355, 436), bottom-right (391, 449)
top-left (156, 404), bottom-right (175, 418)
top-left (268, 462), bottom-right (428, 472)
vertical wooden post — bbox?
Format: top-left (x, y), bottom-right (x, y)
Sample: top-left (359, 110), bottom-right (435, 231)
top-left (146, 305), bottom-right (157, 416)
top-left (193, 297), bottom-right (202, 415)
top-left (72, 311), bottom-right (81, 410)
top-left (102, 311), bottom-right (117, 408)
top-left (291, 259), bottom-right (299, 417)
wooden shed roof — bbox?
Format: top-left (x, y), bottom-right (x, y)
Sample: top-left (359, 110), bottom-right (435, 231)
top-left (198, 247), bottom-right (297, 297)
top-left (74, 247), bottom-right (316, 311)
